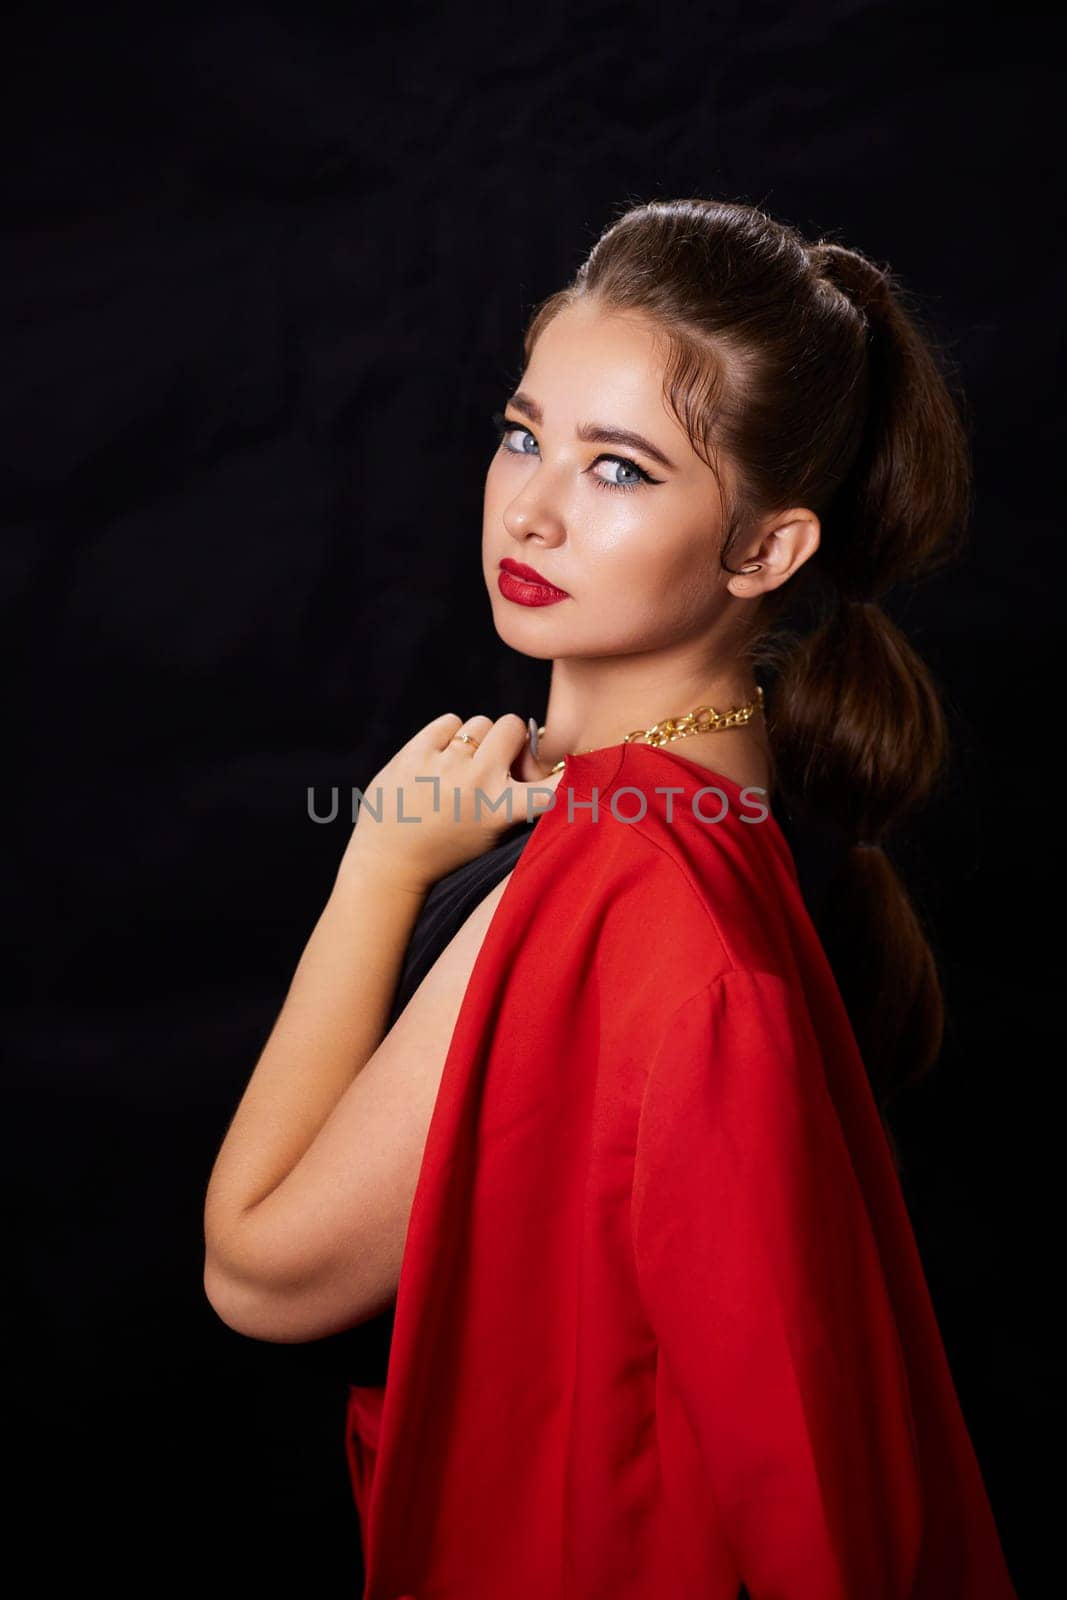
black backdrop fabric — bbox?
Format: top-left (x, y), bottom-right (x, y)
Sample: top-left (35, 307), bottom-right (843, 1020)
top-left (5, 3), bottom-right (1055, 1591)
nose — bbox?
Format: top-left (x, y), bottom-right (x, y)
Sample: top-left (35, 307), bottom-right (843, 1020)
top-left (502, 482), bottom-right (566, 547)
top-left (502, 499), bottom-right (566, 550)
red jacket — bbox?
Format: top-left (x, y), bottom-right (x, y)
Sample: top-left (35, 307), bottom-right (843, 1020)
top-left (344, 741), bottom-right (1017, 1598)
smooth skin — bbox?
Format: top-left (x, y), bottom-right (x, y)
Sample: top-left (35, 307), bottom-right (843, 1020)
top-left (202, 296), bottom-right (822, 1342)
top-left (203, 712), bottom-right (559, 1342)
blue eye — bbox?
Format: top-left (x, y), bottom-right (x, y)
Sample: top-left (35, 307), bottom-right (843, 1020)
top-left (492, 412), bottom-right (539, 456)
top-left (595, 458), bottom-right (645, 491)
top-left (490, 410), bottom-right (658, 495)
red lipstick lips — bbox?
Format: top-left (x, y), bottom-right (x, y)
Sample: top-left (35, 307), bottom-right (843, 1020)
top-left (497, 558), bottom-right (570, 608)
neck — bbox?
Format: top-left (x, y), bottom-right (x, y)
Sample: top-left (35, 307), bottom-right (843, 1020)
top-left (535, 650), bottom-right (760, 769)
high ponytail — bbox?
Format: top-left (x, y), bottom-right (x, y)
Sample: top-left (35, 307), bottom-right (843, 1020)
top-left (523, 200), bottom-right (973, 1172)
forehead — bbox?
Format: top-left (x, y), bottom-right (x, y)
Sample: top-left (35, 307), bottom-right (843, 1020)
top-left (524, 299), bottom-right (670, 411)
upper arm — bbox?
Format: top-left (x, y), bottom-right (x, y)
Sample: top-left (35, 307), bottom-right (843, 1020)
top-left (204, 870), bottom-right (513, 1343)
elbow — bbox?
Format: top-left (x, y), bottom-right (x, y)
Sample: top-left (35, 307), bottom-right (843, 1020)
top-left (202, 1194), bottom-right (395, 1342)
top-left (202, 1252), bottom-right (308, 1343)
top-left (201, 1215), bottom-right (292, 1341)
top-left (202, 1239), bottom-right (390, 1345)
top-left (201, 1200), bottom-right (303, 1338)
top-left (202, 1249), bottom-right (260, 1339)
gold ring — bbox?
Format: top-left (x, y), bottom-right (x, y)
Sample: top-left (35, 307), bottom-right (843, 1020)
top-left (451, 732), bottom-right (481, 749)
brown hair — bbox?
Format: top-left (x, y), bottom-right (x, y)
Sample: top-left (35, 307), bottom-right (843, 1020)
top-left (522, 198), bottom-right (973, 1173)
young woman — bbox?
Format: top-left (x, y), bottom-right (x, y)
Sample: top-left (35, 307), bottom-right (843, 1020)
top-left (203, 198), bottom-right (1018, 1598)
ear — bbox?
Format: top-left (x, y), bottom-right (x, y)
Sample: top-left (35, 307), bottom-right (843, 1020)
top-left (725, 508), bottom-right (821, 598)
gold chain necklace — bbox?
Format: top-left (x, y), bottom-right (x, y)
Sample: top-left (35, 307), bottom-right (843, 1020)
top-left (538, 683), bottom-right (764, 776)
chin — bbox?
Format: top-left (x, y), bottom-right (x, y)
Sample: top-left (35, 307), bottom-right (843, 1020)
top-left (488, 603), bottom-right (563, 660)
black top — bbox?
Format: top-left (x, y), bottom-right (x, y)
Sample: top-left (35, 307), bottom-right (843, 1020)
top-left (301, 790), bottom-right (845, 1389)
top-left (382, 816), bottom-right (543, 1034)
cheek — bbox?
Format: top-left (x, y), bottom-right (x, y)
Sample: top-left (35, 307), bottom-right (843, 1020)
top-left (596, 511), bottom-right (699, 590)
top-left (602, 517), bottom-right (720, 630)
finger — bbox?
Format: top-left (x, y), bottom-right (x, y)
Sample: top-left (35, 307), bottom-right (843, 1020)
top-left (471, 712), bottom-right (529, 768)
top-left (409, 711), bottom-right (464, 751)
top-left (443, 714), bottom-right (494, 755)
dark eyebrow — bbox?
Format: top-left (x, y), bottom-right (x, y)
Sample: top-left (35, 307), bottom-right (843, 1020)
top-left (506, 390), bottom-right (678, 472)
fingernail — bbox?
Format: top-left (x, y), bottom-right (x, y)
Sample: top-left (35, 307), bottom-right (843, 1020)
top-left (527, 716), bottom-right (540, 758)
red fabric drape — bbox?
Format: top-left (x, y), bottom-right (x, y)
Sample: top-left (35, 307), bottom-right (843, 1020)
top-left (343, 742), bottom-right (1016, 1599)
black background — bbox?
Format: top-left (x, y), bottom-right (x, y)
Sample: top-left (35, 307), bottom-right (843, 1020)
top-left (6, 2), bottom-right (1054, 1592)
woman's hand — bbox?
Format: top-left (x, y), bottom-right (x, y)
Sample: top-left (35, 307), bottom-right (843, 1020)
top-left (339, 712), bottom-right (564, 894)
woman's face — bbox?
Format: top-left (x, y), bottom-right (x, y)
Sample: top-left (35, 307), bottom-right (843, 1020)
top-left (482, 296), bottom-right (736, 660)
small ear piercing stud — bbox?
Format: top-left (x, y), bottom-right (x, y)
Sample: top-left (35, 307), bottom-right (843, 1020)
top-left (739, 562), bottom-right (762, 573)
